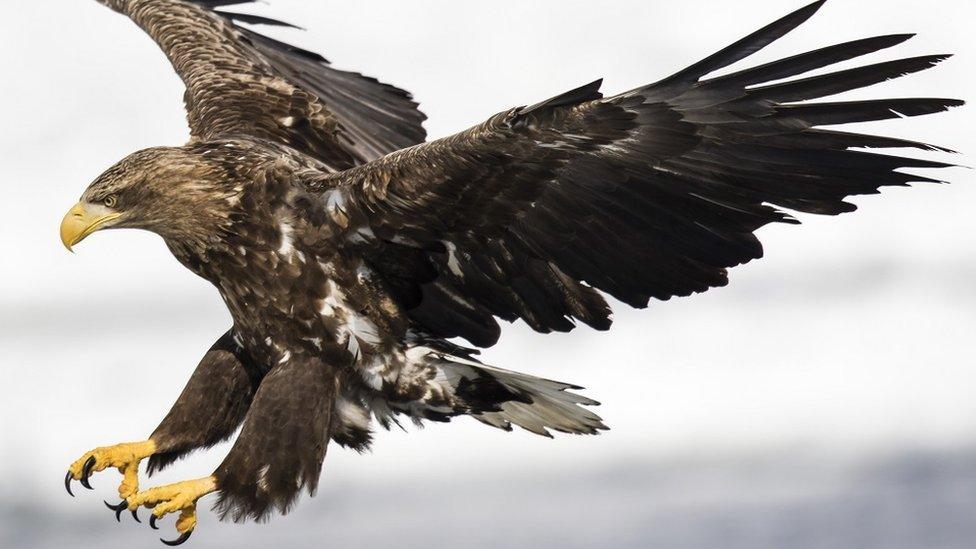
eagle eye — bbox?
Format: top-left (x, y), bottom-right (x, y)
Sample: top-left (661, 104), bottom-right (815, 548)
top-left (104, 195), bottom-right (119, 208)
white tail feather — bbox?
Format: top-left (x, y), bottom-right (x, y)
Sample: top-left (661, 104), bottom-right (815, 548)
top-left (381, 347), bottom-right (608, 437)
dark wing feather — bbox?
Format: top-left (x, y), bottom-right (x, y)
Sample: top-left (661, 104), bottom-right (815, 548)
top-left (240, 27), bottom-right (428, 163)
top-left (97, 0), bottom-right (426, 168)
top-left (309, 1), bottom-right (960, 347)
top-left (653, 0), bottom-right (827, 89)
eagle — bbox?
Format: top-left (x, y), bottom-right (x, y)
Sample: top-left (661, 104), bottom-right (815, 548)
top-left (62, 0), bottom-right (961, 545)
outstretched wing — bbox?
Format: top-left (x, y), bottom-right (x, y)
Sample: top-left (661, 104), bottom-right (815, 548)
top-left (96, 0), bottom-right (427, 169)
top-left (311, 0), bottom-right (961, 347)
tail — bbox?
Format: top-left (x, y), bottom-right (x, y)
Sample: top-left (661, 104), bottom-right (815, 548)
top-left (376, 346), bottom-right (608, 437)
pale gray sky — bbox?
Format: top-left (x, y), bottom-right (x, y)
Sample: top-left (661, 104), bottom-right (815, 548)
top-left (0, 1), bottom-right (973, 547)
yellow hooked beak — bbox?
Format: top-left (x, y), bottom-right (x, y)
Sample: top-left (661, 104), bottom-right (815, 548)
top-left (60, 202), bottom-right (121, 252)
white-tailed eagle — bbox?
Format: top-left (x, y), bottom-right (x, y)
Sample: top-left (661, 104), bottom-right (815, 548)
top-left (61, 0), bottom-right (961, 545)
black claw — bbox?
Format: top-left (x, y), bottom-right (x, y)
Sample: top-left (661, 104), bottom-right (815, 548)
top-left (103, 500), bottom-right (118, 519)
top-left (160, 531), bottom-right (192, 546)
top-left (149, 514), bottom-right (160, 530)
top-left (131, 509), bottom-right (142, 523)
top-left (64, 471), bottom-right (75, 497)
top-left (80, 456), bottom-right (96, 490)
top-left (104, 500), bottom-right (129, 522)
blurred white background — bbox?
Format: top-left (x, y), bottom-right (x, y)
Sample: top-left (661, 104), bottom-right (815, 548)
top-left (0, 1), bottom-right (973, 547)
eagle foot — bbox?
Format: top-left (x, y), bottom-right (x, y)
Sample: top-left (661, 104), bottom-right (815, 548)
top-left (128, 476), bottom-right (218, 546)
top-left (65, 440), bottom-right (157, 499)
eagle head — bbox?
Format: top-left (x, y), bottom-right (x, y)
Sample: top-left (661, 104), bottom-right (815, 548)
top-left (60, 146), bottom-right (244, 252)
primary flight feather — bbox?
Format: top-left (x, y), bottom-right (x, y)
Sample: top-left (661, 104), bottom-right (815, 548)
top-left (61, 0), bottom-right (962, 544)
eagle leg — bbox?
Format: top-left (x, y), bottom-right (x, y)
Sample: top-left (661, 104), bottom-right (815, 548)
top-left (65, 440), bottom-right (157, 502)
top-left (127, 476), bottom-right (218, 546)
top-left (145, 331), bottom-right (265, 476)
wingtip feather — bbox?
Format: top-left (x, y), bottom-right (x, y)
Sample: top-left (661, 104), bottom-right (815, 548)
top-left (663, 0), bottom-right (830, 84)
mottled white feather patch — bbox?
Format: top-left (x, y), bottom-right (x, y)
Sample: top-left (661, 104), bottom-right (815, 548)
top-left (443, 241), bottom-right (464, 277)
top-left (256, 465), bottom-right (271, 493)
top-left (335, 397), bottom-right (371, 432)
top-left (325, 190), bottom-right (351, 226)
top-left (347, 313), bottom-right (381, 347)
top-left (278, 220), bottom-right (295, 255)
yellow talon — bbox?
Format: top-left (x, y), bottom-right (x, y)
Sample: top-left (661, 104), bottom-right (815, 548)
top-left (66, 440), bottom-right (157, 498)
top-left (129, 476), bottom-right (218, 542)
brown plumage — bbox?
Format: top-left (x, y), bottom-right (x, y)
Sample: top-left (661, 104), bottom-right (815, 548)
top-left (96, 0), bottom-right (426, 169)
top-left (62, 0), bottom-right (961, 542)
